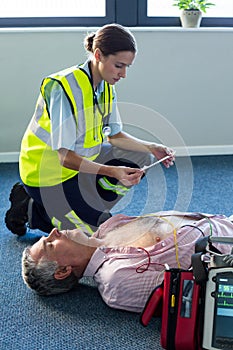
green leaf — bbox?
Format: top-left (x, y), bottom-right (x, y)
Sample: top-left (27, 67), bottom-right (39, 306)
top-left (171, 0), bottom-right (215, 11)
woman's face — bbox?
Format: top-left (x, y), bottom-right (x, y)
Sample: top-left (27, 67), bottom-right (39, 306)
top-left (97, 50), bottom-right (135, 85)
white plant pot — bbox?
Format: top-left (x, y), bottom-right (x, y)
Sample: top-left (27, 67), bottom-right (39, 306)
top-left (180, 10), bottom-right (202, 28)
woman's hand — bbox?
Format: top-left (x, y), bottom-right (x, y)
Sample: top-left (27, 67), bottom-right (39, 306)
top-left (111, 166), bottom-right (144, 187)
top-left (149, 144), bottom-right (175, 168)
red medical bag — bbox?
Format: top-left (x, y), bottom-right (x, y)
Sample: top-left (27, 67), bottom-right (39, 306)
top-left (141, 269), bottom-right (204, 350)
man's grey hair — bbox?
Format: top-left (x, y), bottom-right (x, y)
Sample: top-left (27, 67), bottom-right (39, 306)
top-left (22, 247), bottom-right (79, 296)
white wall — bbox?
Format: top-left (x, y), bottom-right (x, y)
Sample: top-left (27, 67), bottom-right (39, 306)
top-left (0, 27), bottom-right (233, 162)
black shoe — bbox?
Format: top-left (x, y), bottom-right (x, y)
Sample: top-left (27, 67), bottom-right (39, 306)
top-left (5, 182), bottom-right (30, 236)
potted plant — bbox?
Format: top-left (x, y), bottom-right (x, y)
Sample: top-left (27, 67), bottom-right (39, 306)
top-left (173, 0), bottom-right (215, 28)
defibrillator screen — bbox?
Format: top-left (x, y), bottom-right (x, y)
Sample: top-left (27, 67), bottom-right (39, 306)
top-left (212, 273), bottom-right (233, 349)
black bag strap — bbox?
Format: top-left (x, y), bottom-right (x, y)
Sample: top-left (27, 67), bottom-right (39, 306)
top-left (192, 236), bottom-right (223, 284)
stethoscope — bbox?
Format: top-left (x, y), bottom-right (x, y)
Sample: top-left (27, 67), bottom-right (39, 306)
top-left (102, 120), bottom-right (111, 137)
top-left (88, 62), bottom-right (112, 137)
top-left (93, 92), bottom-right (111, 137)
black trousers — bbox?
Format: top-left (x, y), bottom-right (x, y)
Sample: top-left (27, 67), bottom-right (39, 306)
top-left (24, 144), bottom-right (152, 233)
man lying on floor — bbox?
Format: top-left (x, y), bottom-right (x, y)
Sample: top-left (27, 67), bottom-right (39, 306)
top-left (22, 211), bottom-right (233, 313)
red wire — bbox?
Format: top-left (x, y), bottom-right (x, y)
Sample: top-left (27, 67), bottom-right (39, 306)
top-left (136, 247), bottom-right (166, 273)
top-left (136, 247), bottom-right (151, 273)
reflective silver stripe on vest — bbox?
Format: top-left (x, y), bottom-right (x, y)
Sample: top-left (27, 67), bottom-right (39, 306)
top-left (51, 217), bottom-right (62, 230)
top-left (65, 72), bottom-right (101, 158)
top-left (29, 94), bottom-right (52, 146)
top-left (98, 177), bottom-right (130, 196)
top-left (66, 71), bottom-right (83, 123)
top-left (30, 119), bottom-right (51, 147)
top-left (65, 210), bottom-right (93, 235)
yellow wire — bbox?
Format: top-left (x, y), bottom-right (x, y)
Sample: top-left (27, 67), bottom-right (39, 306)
top-left (155, 215), bottom-right (180, 269)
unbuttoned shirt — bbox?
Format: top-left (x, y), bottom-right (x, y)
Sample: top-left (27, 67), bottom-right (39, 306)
top-left (83, 212), bottom-right (233, 313)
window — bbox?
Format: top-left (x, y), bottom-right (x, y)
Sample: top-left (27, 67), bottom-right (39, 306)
top-left (0, 0), bottom-right (105, 17)
top-left (139, 0), bottom-right (233, 26)
top-left (0, 0), bottom-right (232, 27)
top-left (147, 0), bottom-right (233, 18)
top-left (0, 0), bottom-right (114, 27)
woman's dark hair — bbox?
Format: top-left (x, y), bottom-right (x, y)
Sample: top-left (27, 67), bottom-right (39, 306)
top-left (84, 23), bottom-right (137, 56)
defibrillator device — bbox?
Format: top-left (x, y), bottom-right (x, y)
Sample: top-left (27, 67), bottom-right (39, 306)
top-left (202, 267), bottom-right (233, 350)
top-left (140, 235), bottom-right (233, 350)
top-left (200, 236), bottom-right (233, 350)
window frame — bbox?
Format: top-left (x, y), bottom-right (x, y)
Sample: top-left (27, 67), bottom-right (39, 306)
top-left (0, 0), bottom-right (232, 28)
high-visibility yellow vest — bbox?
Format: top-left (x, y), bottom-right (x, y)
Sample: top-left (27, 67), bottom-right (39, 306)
top-left (19, 66), bottom-right (113, 187)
